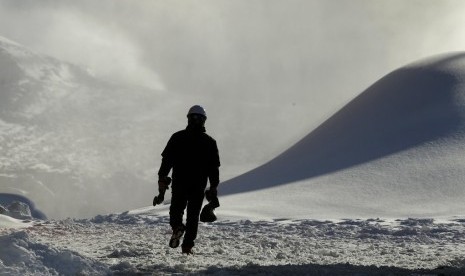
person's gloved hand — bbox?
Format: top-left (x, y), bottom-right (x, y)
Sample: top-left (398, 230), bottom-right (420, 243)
top-left (209, 186), bottom-right (217, 197)
top-left (205, 186), bottom-right (218, 201)
top-left (158, 176), bottom-right (171, 190)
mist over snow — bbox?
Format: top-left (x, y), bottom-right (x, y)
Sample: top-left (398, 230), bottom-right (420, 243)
top-left (2, 0), bottom-right (465, 173)
top-left (0, 36), bottom-right (180, 219)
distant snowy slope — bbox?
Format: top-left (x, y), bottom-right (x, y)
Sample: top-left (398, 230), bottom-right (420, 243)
top-left (219, 52), bottom-right (465, 219)
top-left (0, 35), bottom-right (173, 219)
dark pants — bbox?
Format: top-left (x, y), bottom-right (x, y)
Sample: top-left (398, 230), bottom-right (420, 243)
top-left (169, 187), bottom-right (205, 247)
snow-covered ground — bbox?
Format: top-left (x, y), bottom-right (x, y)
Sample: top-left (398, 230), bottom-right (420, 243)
top-left (2, 210), bottom-right (465, 275)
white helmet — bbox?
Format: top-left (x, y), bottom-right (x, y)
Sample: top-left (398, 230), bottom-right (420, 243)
top-left (187, 105), bottom-right (207, 118)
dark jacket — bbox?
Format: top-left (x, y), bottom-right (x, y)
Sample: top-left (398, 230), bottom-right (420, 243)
top-left (158, 126), bottom-right (220, 190)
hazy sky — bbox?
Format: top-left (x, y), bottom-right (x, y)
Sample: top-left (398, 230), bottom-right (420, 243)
top-left (1, 0), bottom-right (465, 170)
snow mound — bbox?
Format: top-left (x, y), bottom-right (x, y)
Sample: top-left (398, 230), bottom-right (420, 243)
top-left (222, 52), bottom-right (465, 194)
top-left (0, 231), bottom-right (109, 275)
top-left (0, 194), bottom-right (46, 220)
top-left (0, 201), bottom-right (31, 220)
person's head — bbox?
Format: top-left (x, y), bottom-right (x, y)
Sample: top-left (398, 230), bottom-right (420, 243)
top-left (187, 105), bottom-right (207, 129)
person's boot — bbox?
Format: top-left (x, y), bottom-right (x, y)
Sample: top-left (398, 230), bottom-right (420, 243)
top-left (181, 244), bottom-right (193, 255)
top-left (169, 224), bottom-right (185, 248)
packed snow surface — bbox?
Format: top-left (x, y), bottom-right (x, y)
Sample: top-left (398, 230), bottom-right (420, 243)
top-left (1, 211), bottom-right (465, 275)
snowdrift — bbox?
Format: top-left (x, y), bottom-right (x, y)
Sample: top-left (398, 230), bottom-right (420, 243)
top-left (220, 53), bottom-right (465, 217)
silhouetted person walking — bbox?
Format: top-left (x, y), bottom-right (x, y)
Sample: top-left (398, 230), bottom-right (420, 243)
top-left (158, 105), bottom-right (220, 254)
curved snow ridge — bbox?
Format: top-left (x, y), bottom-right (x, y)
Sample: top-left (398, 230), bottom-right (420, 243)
top-left (222, 52), bottom-right (465, 194)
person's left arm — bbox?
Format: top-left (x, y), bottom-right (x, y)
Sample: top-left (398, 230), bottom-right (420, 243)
top-left (208, 139), bottom-right (221, 195)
